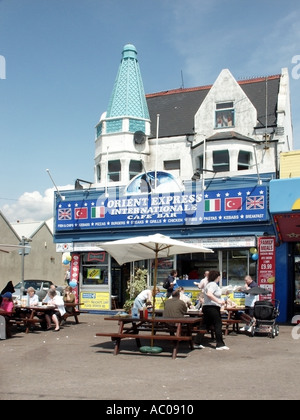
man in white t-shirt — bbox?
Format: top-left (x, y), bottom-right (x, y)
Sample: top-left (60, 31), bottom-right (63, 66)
top-left (240, 275), bottom-right (258, 333)
top-left (194, 271), bottom-right (209, 290)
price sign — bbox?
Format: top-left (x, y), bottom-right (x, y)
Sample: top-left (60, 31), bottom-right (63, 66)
top-left (257, 237), bottom-right (276, 300)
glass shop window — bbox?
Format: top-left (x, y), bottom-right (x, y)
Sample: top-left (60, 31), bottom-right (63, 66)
top-left (82, 252), bottom-right (109, 286)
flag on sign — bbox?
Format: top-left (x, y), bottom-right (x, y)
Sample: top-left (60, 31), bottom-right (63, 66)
top-left (246, 195), bottom-right (264, 210)
top-left (74, 208), bottom-right (88, 219)
top-left (91, 206), bottom-right (105, 218)
top-left (205, 199), bottom-right (221, 212)
top-left (58, 208), bottom-right (72, 220)
top-left (225, 197), bottom-right (242, 211)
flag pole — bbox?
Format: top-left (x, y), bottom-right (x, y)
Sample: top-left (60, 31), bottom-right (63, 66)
top-left (155, 114), bottom-right (160, 190)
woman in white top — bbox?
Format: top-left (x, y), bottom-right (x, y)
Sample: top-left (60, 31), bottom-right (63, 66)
top-left (202, 270), bottom-right (229, 350)
top-left (27, 287), bottom-right (39, 306)
top-left (133, 288), bottom-right (160, 310)
top-left (44, 289), bottom-right (66, 332)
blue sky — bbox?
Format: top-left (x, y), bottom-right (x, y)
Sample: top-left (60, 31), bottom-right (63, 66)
top-left (0, 0), bottom-right (300, 223)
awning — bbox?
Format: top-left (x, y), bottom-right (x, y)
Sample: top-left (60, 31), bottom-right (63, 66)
top-left (270, 178), bottom-right (300, 242)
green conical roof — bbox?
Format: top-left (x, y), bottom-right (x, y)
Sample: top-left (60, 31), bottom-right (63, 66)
top-left (106, 44), bottom-right (150, 120)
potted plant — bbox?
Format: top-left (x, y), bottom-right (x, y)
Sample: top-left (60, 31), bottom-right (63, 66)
top-left (123, 267), bottom-right (148, 313)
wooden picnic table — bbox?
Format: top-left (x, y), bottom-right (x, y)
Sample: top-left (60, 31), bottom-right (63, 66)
top-left (96, 315), bottom-right (202, 359)
top-left (221, 306), bottom-right (245, 335)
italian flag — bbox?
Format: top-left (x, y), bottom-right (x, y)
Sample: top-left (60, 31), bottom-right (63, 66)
top-left (91, 206), bottom-right (105, 218)
top-left (205, 199), bottom-right (221, 212)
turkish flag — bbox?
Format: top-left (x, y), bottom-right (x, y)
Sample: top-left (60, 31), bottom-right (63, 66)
top-left (74, 207), bottom-right (88, 219)
top-left (225, 197), bottom-right (242, 211)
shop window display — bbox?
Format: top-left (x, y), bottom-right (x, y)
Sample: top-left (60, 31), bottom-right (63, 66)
top-left (82, 252), bottom-right (109, 285)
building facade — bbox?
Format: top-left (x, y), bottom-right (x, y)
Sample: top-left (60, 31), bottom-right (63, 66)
top-left (53, 44), bottom-right (295, 321)
top-left (0, 212), bottom-right (67, 292)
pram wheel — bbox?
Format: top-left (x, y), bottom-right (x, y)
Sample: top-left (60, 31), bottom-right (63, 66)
top-left (275, 324), bottom-right (279, 336)
top-left (271, 326), bottom-right (276, 338)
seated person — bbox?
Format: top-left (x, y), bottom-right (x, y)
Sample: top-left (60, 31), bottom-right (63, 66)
top-left (44, 289), bottom-right (65, 332)
top-left (221, 294), bottom-right (237, 319)
top-left (0, 292), bottom-right (14, 314)
top-left (17, 287), bottom-right (41, 328)
top-left (43, 285), bottom-right (61, 303)
top-left (194, 292), bottom-right (204, 310)
top-left (174, 286), bottom-right (194, 309)
top-left (0, 292), bottom-right (14, 339)
top-left (61, 286), bottom-right (76, 325)
top-left (27, 287), bottom-right (39, 307)
top-left (224, 293), bottom-right (237, 308)
top-left (163, 289), bottom-right (187, 318)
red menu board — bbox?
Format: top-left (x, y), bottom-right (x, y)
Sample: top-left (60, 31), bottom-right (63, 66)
top-left (70, 253), bottom-right (80, 302)
top-left (257, 237), bottom-right (276, 300)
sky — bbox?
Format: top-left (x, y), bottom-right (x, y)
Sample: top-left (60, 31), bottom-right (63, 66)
top-left (0, 0), bottom-right (300, 224)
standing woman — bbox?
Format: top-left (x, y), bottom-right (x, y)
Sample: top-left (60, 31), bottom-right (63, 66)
top-left (203, 270), bottom-right (229, 350)
top-left (132, 287), bottom-right (160, 311)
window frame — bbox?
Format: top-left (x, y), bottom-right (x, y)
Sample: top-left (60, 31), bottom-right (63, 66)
top-left (129, 160), bottom-right (143, 180)
top-left (163, 160), bottom-right (181, 171)
top-left (212, 150), bottom-right (230, 172)
top-left (108, 160), bottom-right (121, 182)
top-left (215, 102), bottom-right (235, 128)
top-left (238, 150), bottom-right (251, 171)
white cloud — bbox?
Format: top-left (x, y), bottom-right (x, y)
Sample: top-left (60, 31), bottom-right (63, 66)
top-left (1, 185), bottom-right (74, 223)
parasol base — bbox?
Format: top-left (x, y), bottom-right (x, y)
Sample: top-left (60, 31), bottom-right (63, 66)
top-left (139, 346), bottom-right (163, 354)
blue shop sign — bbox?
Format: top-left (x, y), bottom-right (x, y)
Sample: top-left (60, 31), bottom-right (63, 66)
top-left (54, 186), bottom-right (267, 232)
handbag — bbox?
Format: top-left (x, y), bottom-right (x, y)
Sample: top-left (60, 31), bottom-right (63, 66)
top-left (163, 279), bottom-right (170, 289)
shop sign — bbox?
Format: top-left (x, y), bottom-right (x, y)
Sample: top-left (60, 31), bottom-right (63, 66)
top-left (55, 185), bottom-right (267, 232)
top-left (183, 236), bottom-right (256, 249)
top-left (81, 291), bottom-right (110, 310)
top-left (257, 236), bottom-right (276, 300)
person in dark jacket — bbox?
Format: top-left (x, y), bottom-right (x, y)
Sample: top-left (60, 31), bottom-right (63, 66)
top-left (164, 270), bottom-right (178, 298)
top-left (1, 281), bottom-right (15, 306)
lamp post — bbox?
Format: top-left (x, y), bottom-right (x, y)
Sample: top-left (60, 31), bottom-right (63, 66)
top-left (20, 236), bottom-right (31, 296)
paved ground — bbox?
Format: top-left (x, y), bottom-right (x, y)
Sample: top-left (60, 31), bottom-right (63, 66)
top-left (1, 314), bottom-right (300, 401)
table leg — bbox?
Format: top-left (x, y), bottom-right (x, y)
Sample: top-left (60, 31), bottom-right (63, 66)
top-left (186, 324), bottom-right (194, 350)
top-left (171, 323), bottom-right (182, 359)
top-left (224, 312), bottom-right (231, 336)
top-left (113, 337), bottom-right (121, 355)
top-left (135, 337), bottom-right (142, 348)
top-left (172, 342), bottom-right (179, 359)
top-left (25, 310), bottom-right (35, 333)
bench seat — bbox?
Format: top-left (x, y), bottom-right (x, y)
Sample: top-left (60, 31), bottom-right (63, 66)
top-left (96, 332), bottom-right (193, 359)
top-left (62, 309), bottom-right (88, 324)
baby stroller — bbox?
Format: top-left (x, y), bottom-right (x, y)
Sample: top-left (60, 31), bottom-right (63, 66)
top-left (250, 299), bottom-right (280, 338)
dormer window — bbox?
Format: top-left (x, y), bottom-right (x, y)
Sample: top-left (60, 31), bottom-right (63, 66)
top-left (215, 102), bottom-right (234, 128)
